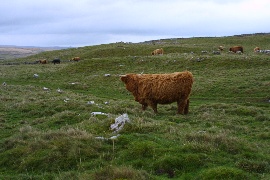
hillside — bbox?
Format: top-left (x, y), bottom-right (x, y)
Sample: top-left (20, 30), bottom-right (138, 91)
top-left (0, 46), bottom-right (69, 60)
top-left (0, 34), bottom-right (269, 179)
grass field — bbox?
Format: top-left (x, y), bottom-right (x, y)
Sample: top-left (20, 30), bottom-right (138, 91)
top-left (0, 34), bottom-right (269, 179)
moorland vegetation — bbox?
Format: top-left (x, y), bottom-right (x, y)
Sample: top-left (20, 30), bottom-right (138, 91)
top-left (0, 34), bottom-right (269, 179)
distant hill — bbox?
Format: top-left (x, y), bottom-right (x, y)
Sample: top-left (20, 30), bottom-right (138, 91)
top-left (1, 32), bottom-right (269, 61)
top-left (0, 45), bottom-right (70, 60)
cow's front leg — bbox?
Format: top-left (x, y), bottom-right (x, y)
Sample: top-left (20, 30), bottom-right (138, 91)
top-left (142, 103), bottom-right (148, 110)
top-left (149, 102), bottom-right (158, 113)
top-left (177, 99), bottom-right (187, 114)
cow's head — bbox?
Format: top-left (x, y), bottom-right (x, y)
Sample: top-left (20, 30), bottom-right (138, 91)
top-left (120, 74), bottom-right (138, 95)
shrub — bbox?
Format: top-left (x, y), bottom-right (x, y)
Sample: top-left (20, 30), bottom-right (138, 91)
top-left (236, 159), bottom-right (269, 173)
top-left (92, 166), bottom-right (150, 180)
top-left (197, 166), bottom-right (249, 179)
top-left (153, 154), bottom-right (206, 178)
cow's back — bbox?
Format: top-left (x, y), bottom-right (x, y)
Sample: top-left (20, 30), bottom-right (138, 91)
top-left (138, 72), bottom-right (193, 103)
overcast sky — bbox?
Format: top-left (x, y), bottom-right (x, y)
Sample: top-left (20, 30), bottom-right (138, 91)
top-left (0, 0), bottom-right (269, 47)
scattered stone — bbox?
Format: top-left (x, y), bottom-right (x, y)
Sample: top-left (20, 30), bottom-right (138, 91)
top-left (87, 101), bottom-right (95, 105)
top-left (57, 88), bottom-right (63, 93)
top-left (91, 112), bottom-right (108, 116)
top-left (110, 113), bottom-right (130, 133)
top-left (43, 87), bottom-right (49, 91)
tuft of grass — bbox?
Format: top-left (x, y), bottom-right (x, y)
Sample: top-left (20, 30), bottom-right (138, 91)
top-left (185, 132), bottom-right (250, 154)
top-left (236, 159), bottom-right (269, 173)
top-left (0, 126), bottom-right (104, 173)
top-left (153, 154), bottom-right (206, 178)
top-left (197, 166), bottom-right (250, 180)
top-left (91, 166), bottom-right (151, 180)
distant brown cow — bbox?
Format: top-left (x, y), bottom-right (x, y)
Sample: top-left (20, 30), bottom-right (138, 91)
top-left (254, 47), bottom-right (260, 52)
top-left (71, 57), bottom-right (80, 61)
top-left (151, 48), bottom-right (164, 55)
top-left (218, 46), bottom-right (224, 51)
top-left (229, 46), bottom-right (243, 53)
top-left (120, 71), bottom-right (194, 114)
top-left (39, 59), bottom-right (47, 64)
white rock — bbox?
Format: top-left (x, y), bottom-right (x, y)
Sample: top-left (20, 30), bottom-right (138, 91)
top-left (91, 112), bottom-right (108, 116)
top-left (110, 113), bottom-right (130, 133)
top-left (57, 88), bottom-right (63, 93)
top-left (87, 101), bottom-right (95, 105)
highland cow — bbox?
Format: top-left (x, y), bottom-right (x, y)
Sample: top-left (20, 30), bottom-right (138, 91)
top-left (71, 57), bottom-right (80, 61)
top-left (218, 46), bottom-right (224, 51)
top-left (151, 48), bottom-right (164, 55)
top-left (254, 47), bottom-right (260, 52)
top-left (120, 71), bottom-right (194, 114)
top-left (39, 59), bottom-right (47, 64)
top-left (229, 46), bottom-right (243, 53)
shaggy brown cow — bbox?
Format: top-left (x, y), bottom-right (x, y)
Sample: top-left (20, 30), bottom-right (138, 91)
top-left (151, 48), bottom-right (164, 55)
top-left (71, 57), bottom-right (80, 61)
top-left (229, 46), bottom-right (243, 53)
top-left (120, 71), bottom-right (194, 114)
top-left (39, 59), bottom-right (47, 64)
top-left (254, 47), bottom-right (260, 52)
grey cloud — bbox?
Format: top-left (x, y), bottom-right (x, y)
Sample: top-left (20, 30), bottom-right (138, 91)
top-left (0, 0), bottom-right (269, 46)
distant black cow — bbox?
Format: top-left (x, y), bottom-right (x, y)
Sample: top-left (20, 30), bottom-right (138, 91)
top-left (52, 59), bottom-right (61, 64)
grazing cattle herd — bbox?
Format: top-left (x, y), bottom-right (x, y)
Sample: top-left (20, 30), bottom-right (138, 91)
top-left (35, 57), bottom-right (80, 65)
top-left (32, 44), bottom-right (268, 66)
top-left (150, 45), bottom-right (270, 55)
top-left (5, 44), bottom-right (267, 114)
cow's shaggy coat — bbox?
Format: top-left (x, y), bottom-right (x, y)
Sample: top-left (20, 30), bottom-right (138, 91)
top-left (120, 71), bottom-right (194, 114)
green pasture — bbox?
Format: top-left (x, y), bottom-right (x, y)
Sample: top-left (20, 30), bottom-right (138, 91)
top-left (0, 34), bottom-right (269, 179)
